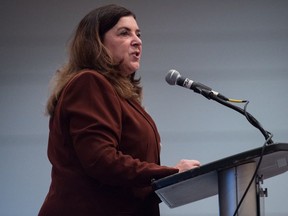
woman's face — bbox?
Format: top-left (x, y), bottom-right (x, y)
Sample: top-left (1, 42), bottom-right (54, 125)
top-left (103, 16), bottom-right (142, 76)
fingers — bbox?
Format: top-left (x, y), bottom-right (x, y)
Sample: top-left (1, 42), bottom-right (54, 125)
top-left (175, 159), bottom-right (201, 173)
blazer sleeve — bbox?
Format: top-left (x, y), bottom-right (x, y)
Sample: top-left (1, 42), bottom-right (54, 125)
top-left (60, 71), bottom-right (178, 187)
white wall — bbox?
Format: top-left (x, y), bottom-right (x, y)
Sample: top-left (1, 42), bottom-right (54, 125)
top-left (1, 0), bottom-right (288, 215)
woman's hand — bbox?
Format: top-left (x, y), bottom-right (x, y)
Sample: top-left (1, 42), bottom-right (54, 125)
top-left (174, 159), bottom-right (201, 173)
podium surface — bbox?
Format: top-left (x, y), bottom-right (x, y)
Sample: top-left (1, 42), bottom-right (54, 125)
top-left (152, 143), bottom-right (288, 208)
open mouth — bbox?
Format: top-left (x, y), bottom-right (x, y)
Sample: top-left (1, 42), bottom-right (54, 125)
top-left (131, 51), bottom-right (141, 58)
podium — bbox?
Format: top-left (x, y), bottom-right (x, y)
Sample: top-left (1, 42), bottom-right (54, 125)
top-left (152, 142), bottom-right (288, 215)
top-left (163, 70), bottom-right (288, 215)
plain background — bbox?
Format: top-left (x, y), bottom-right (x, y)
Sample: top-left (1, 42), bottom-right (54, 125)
top-left (1, 0), bottom-right (288, 215)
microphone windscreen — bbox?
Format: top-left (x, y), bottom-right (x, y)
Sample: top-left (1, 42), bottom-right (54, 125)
top-left (165, 69), bottom-right (180, 85)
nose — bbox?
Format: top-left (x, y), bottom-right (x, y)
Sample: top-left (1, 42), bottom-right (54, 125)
top-left (132, 34), bottom-right (142, 47)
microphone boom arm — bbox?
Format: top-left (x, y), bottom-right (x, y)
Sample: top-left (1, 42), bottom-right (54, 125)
top-left (200, 89), bottom-right (273, 144)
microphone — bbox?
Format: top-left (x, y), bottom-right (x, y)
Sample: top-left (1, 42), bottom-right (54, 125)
top-left (165, 69), bottom-right (229, 101)
top-left (165, 69), bottom-right (273, 144)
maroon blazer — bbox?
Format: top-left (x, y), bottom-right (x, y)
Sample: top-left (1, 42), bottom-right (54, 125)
top-left (39, 71), bottom-right (178, 216)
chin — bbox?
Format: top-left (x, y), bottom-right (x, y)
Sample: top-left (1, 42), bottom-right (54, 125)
top-left (120, 61), bottom-right (140, 74)
top-left (132, 63), bottom-right (140, 71)
top-left (123, 66), bottom-right (140, 75)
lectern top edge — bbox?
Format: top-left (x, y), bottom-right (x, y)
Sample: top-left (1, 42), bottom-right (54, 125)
top-left (152, 142), bottom-right (288, 190)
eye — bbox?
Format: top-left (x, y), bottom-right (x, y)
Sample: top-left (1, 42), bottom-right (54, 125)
top-left (119, 29), bottom-right (130, 36)
top-left (136, 31), bottom-right (141, 38)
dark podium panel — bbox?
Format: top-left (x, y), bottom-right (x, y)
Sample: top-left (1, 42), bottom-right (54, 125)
top-left (152, 143), bottom-right (288, 208)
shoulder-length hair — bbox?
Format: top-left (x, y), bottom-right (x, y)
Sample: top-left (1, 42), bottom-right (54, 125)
top-left (46, 4), bottom-right (142, 116)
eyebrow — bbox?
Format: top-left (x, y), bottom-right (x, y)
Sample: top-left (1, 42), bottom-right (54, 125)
top-left (117, 26), bottom-right (141, 33)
